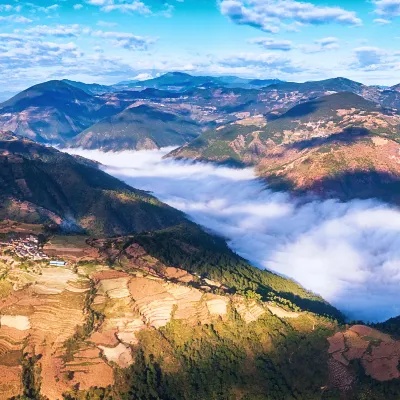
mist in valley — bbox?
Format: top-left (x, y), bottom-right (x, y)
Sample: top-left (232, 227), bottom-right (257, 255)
top-left (67, 147), bottom-right (400, 322)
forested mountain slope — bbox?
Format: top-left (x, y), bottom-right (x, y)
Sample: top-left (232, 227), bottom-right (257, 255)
top-left (0, 131), bottom-right (185, 236)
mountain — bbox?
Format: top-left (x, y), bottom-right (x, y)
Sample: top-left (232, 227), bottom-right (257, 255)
top-left (0, 131), bottom-right (187, 236)
top-left (379, 86), bottom-right (400, 110)
top-left (62, 79), bottom-right (114, 95)
top-left (169, 92), bottom-right (400, 203)
top-left (1, 204), bottom-right (400, 399)
top-left (2, 76), bottom-right (388, 149)
top-left (119, 72), bottom-right (221, 91)
top-left (116, 72), bottom-right (285, 91)
top-left (2, 83), bottom-right (400, 398)
top-left (214, 75), bottom-right (252, 85)
top-left (0, 81), bottom-right (110, 143)
top-left (269, 77), bottom-right (365, 93)
top-left (69, 103), bottom-right (201, 151)
top-left (266, 77), bottom-right (383, 104)
top-left (248, 78), bottom-right (284, 87)
top-left (391, 83), bottom-right (400, 92)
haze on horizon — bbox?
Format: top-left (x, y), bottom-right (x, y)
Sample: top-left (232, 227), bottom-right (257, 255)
top-left (0, 0), bottom-right (400, 92)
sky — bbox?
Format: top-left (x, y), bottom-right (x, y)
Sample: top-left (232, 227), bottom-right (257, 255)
top-left (0, 0), bottom-right (399, 90)
top-left (67, 147), bottom-right (400, 323)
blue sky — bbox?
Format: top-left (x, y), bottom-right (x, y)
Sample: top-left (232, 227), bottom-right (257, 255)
top-left (0, 0), bottom-right (399, 90)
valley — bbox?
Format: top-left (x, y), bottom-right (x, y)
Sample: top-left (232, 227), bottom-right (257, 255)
top-left (2, 0), bottom-right (400, 393)
top-left (2, 71), bottom-right (400, 399)
top-left (1, 222), bottom-right (400, 399)
top-left (68, 147), bottom-right (400, 323)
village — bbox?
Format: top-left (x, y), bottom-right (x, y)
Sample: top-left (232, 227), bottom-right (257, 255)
top-left (0, 234), bottom-right (49, 261)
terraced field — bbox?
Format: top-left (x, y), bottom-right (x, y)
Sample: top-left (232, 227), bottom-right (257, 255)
top-left (0, 323), bottom-right (28, 398)
top-left (2, 231), bottom-right (399, 398)
top-left (1, 233), bottom-right (284, 398)
top-left (327, 324), bottom-right (400, 391)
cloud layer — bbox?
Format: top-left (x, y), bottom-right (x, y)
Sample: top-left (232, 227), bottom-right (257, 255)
top-left (220, 0), bottom-right (362, 32)
top-left (66, 148), bottom-right (400, 323)
top-left (373, 0), bottom-right (400, 17)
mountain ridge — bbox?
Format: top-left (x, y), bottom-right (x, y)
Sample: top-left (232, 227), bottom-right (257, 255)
top-left (0, 131), bottom-right (186, 236)
top-left (69, 103), bottom-right (201, 151)
top-left (168, 91), bottom-right (400, 203)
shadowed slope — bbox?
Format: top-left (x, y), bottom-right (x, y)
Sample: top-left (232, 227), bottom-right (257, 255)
top-left (70, 104), bottom-right (200, 151)
top-left (0, 132), bottom-right (186, 236)
top-left (0, 81), bottom-right (123, 144)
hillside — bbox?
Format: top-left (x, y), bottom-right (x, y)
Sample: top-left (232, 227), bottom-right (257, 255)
top-left (169, 92), bottom-right (400, 202)
top-left (0, 81), bottom-right (123, 144)
top-left (117, 73), bottom-right (286, 91)
top-left (0, 223), bottom-right (399, 399)
top-left (269, 77), bottom-right (366, 94)
top-left (0, 132), bottom-right (186, 236)
top-left (379, 87), bottom-right (400, 110)
top-left (248, 78), bottom-right (284, 87)
top-left (2, 75), bottom-right (395, 151)
top-left (118, 72), bottom-right (218, 91)
top-left (69, 104), bottom-right (201, 151)
top-left (62, 79), bottom-right (114, 95)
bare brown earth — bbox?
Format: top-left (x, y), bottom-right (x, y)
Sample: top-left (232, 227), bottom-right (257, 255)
top-left (0, 325), bottom-right (28, 398)
top-left (257, 134), bottom-right (400, 197)
top-left (327, 325), bottom-right (400, 392)
top-left (0, 220), bottom-right (44, 235)
top-left (171, 96), bottom-right (400, 204)
top-left (2, 232), bottom-right (399, 398)
top-left (43, 235), bottom-right (99, 262)
top-left (0, 233), bottom-right (282, 398)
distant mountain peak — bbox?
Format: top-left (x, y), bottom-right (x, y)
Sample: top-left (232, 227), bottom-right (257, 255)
top-left (164, 71), bottom-right (193, 77)
top-left (392, 83), bottom-right (400, 92)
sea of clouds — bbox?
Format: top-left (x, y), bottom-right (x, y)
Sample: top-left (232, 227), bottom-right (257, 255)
top-left (67, 147), bottom-right (400, 323)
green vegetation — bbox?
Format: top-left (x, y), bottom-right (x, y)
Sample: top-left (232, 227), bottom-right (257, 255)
top-left (171, 91), bottom-right (397, 170)
top-left (373, 316), bottom-right (400, 339)
top-left (114, 310), bottom-right (335, 400)
top-left (63, 387), bottom-right (114, 400)
top-left (10, 354), bottom-right (45, 400)
top-left (62, 311), bottom-right (400, 400)
top-left (64, 281), bottom-right (104, 362)
top-left (0, 80), bottom-right (107, 144)
top-left (71, 104), bottom-right (200, 152)
top-left (0, 134), bottom-right (186, 237)
top-left (129, 223), bottom-right (343, 319)
top-left (0, 277), bottom-right (12, 298)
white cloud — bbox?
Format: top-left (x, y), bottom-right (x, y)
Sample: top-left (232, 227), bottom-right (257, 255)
top-left (19, 25), bottom-right (82, 38)
top-left (0, 4), bottom-right (19, 12)
top-left (248, 37), bottom-right (293, 51)
top-left (24, 3), bottom-right (60, 13)
top-left (215, 52), bottom-right (302, 73)
top-left (91, 30), bottom-right (157, 50)
top-left (300, 36), bottom-right (340, 53)
top-left (65, 147), bottom-right (400, 323)
top-left (0, 36), bottom-right (82, 69)
top-left (86, 0), bottom-right (109, 5)
top-left (0, 14), bottom-right (32, 23)
top-left (352, 46), bottom-right (392, 69)
top-left (73, 4), bottom-right (84, 10)
top-left (373, 0), bottom-right (400, 17)
top-left (85, 0), bottom-right (151, 14)
top-left (159, 3), bottom-right (174, 18)
top-left (132, 72), bottom-right (154, 80)
top-left (219, 0), bottom-right (362, 33)
top-left (97, 20), bottom-right (118, 27)
top-left (373, 18), bottom-right (392, 24)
